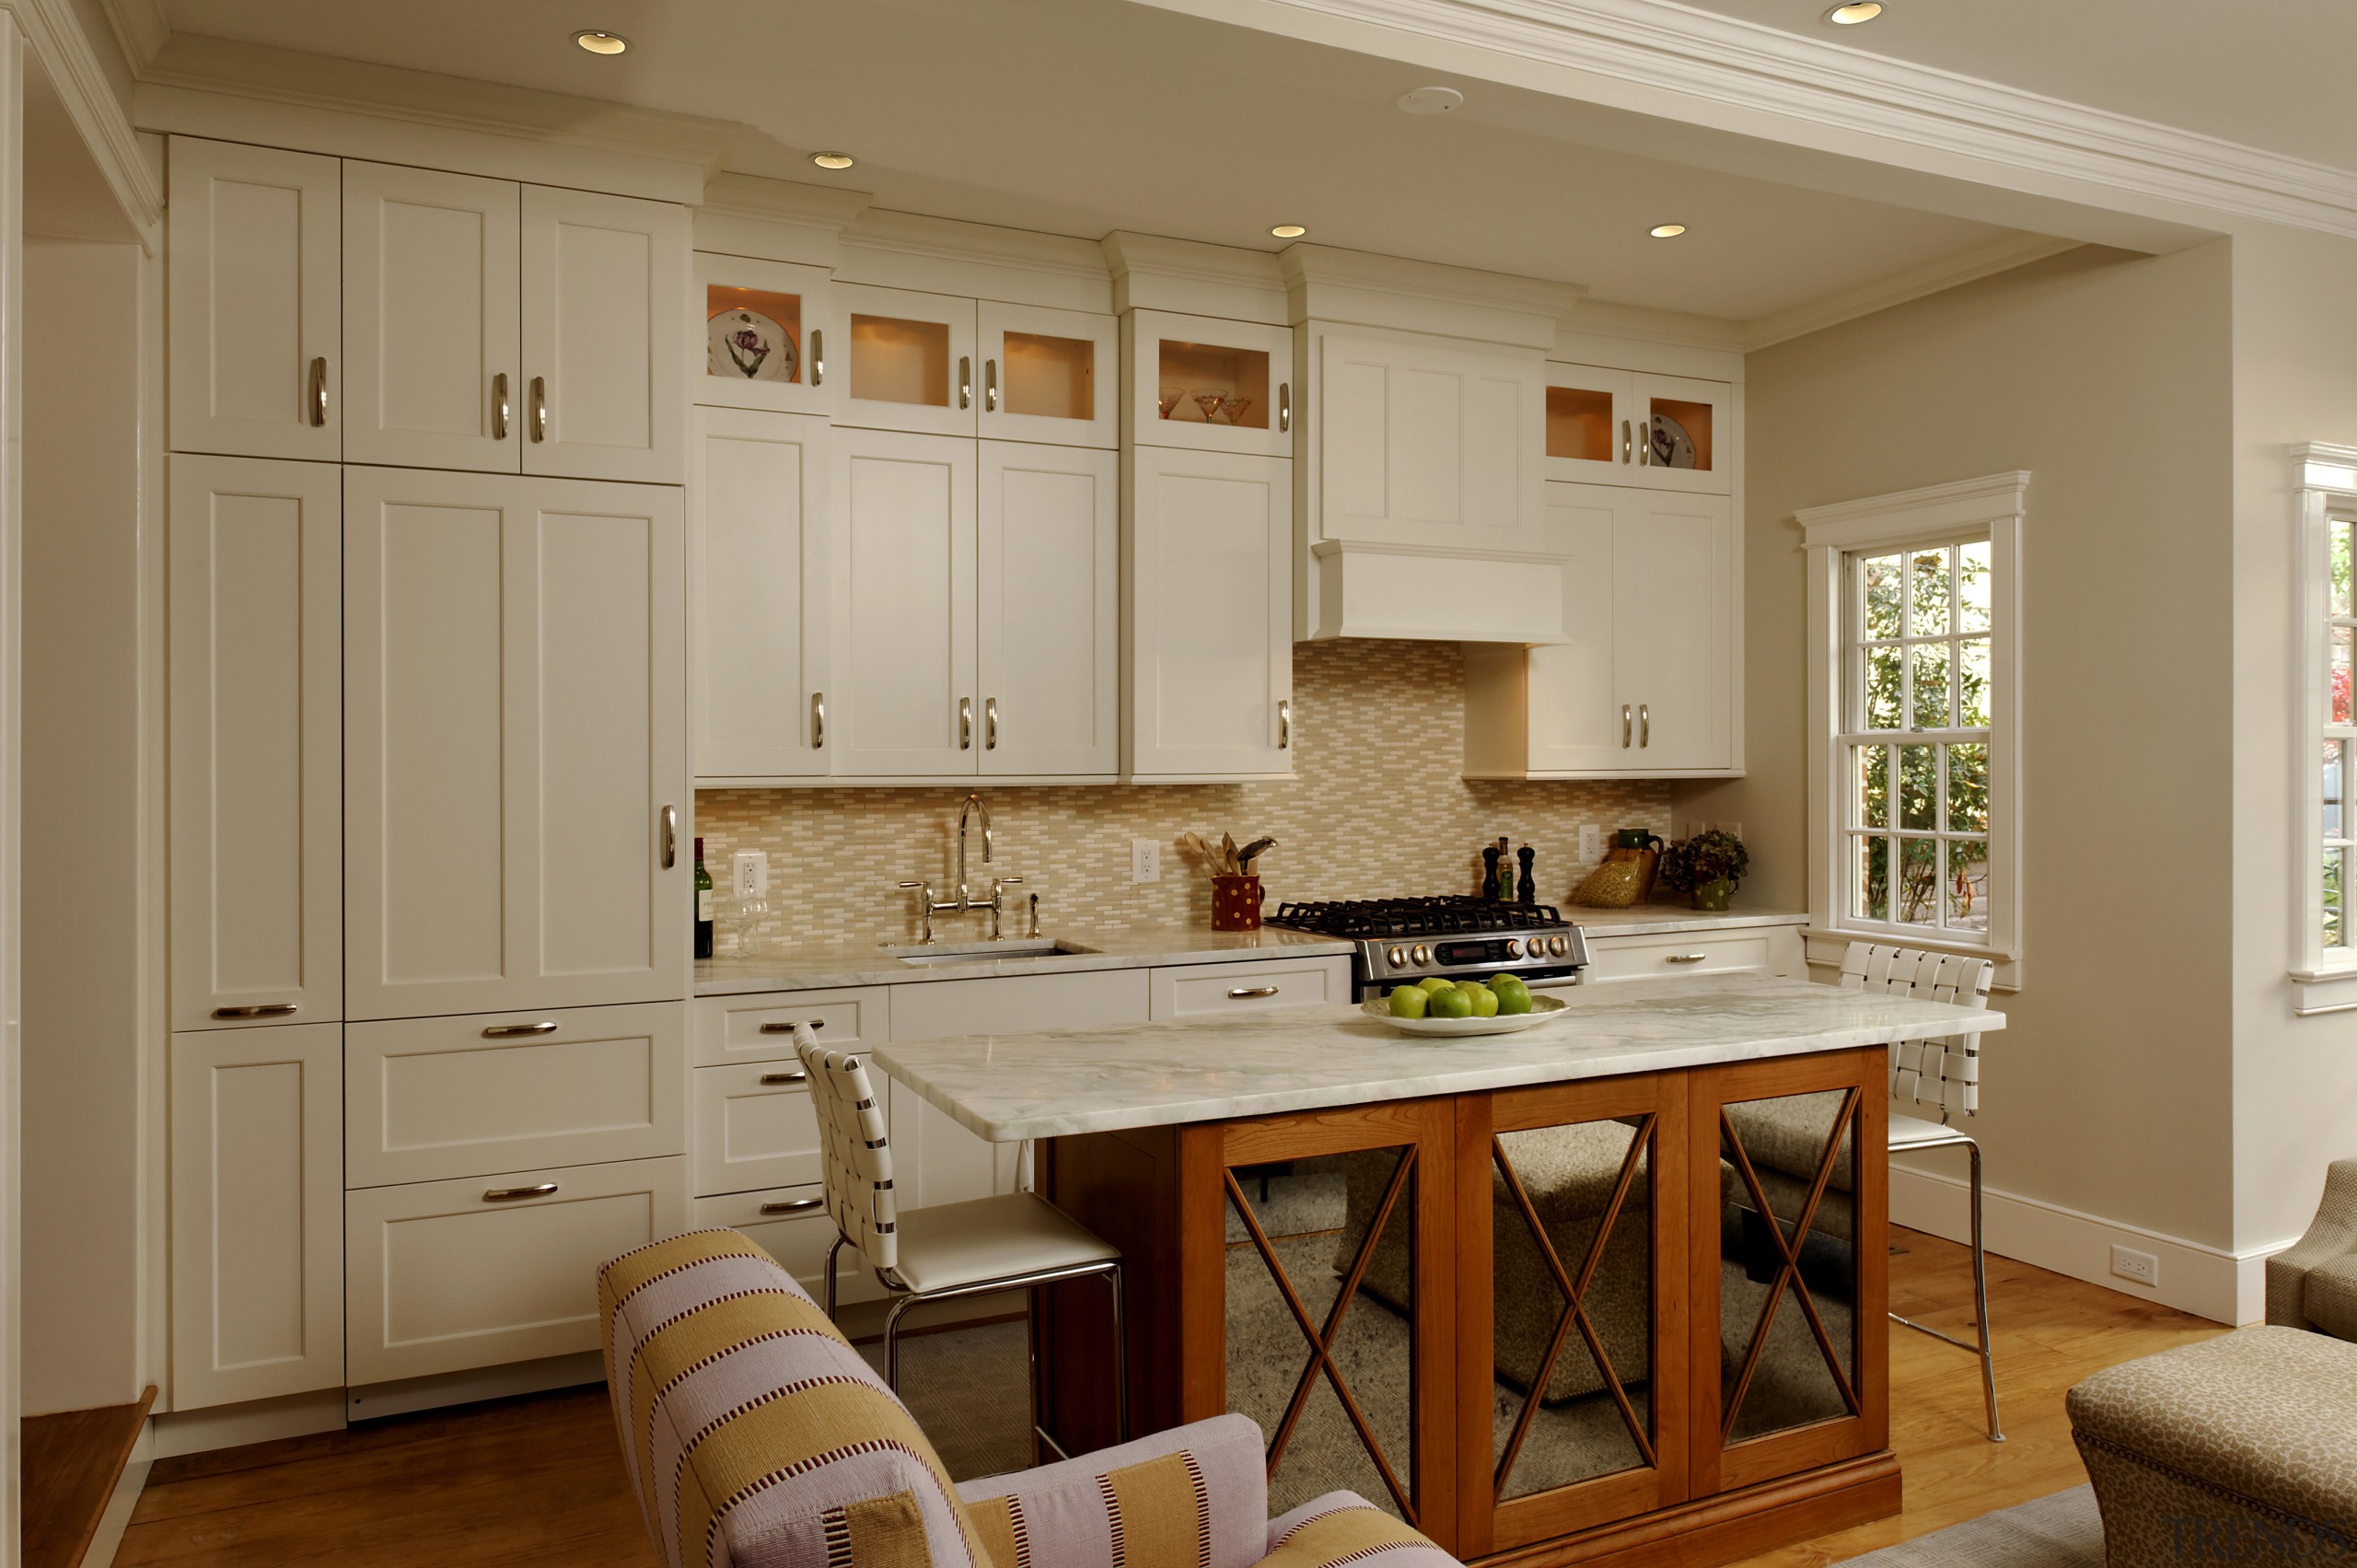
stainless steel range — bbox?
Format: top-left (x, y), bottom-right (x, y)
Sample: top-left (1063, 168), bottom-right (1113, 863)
top-left (1267, 896), bottom-right (1590, 1001)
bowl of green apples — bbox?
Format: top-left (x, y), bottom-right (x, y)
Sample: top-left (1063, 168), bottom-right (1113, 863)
top-left (1362, 975), bottom-right (1570, 1037)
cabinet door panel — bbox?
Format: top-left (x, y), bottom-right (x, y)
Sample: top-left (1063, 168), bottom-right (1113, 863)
top-left (169, 1024), bottom-right (343, 1409)
top-left (831, 429), bottom-right (976, 775)
top-left (837, 284), bottom-right (977, 438)
top-left (1125, 448), bottom-right (1292, 778)
top-left (695, 253), bottom-right (839, 417)
top-left (520, 186), bottom-right (688, 483)
top-left (168, 457), bottom-right (343, 1030)
top-left (693, 1187), bottom-right (888, 1306)
top-left (977, 301), bottom-right (1117, 448)
top-left (168, 137), bottom-right (341, 460)
top-left (1520, 486), bottom-right (1624, 773)
top-left (343, 162), bottom-right (521, 472)
top-left (693, 1063), bottom-right (822, 1197)
top-left (1125, 310), bottom-right (1295, 459)
top-left (1632, 373), bottom-right (1734, 496)
top-left (1314, 331), bottom-right (1541, 552)
top-left (979, 442), bottom-right (1117, 775)
top-left (1618, 494), bottom-right (1735, 772)
top-left (1542, 363), bottom-right (1638, 485)
top-left (691, 408), bottom-right (830, 780)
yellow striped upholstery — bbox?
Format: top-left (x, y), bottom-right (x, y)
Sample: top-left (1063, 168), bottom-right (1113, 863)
top-left (1261, 1497), bottom-right (1460, 1568)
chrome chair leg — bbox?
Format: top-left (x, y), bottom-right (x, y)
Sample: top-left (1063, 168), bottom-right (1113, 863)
top-left (1104, 1261), bottom-right (1130, 1442)
top-left (1968, 1138), bottom-right (2004, 1442)
top-left (822, 1233), bottom-right (846, 1324)
top-left (883, 1293), bottom-right (920, 1392)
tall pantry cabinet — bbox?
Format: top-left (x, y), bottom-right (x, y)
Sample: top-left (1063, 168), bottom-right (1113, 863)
top-left (164, 135), bottom-right (692, 1413)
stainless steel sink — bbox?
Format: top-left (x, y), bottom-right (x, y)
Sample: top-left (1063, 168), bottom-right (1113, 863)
top-left (883, 937), bottom-right (1093, 966)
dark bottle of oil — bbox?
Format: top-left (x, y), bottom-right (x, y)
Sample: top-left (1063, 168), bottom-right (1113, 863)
top-left (694, 837), bottom-right (715, 960)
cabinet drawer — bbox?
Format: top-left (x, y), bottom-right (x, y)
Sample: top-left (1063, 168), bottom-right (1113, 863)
top-left (1581, 932), bottom-right (1772, 983)
top-left (1147, 956), bottom-right (1351, 1020)
top-left (345, 1156), bottom-right (687, 1386)
top-left (692, 1063), bottom-right (820, 1197)
top-left (346, 1003), bottom-right (686, 1187)
top-left (693, 1187), bottom-right (886, 1307)
top-left (693, 987), bottom-right (887, 1066)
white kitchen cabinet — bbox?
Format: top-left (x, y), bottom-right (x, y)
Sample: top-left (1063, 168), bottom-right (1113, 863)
top-left (838, 284), bottom-right (979, 438)
top-left (831, 428), bottom-right (977, 775)
top-left (976, 301), bottom-right (1117, 448)
top-left (343, 468), bottom-right (687, 1019)
top-left (1579, 927), bottom-right (1798, 984)
top-left (978, 442), bottom-right (1118, 775)
top-left (1146, 956), bottom-right (1351, 1019)
top-left (1124, 447), bottom-right (1293, 780)
top-left (691, 1062), bottom-right (821, 1196)
top-left (344, 1156), bottom-right (687, 1386)
top-left (691, 407), bottom-right (831, 781)
top-left (693, 1187), bottom-right (887, 1307)
top-left (167, 137), bottom-right (342, 462)
top-left (691, 986), bottom-right (888, 1066)
top-left (169, 1024), bottom-right (343, 1409)
top-left (520, 185), bottom-right (690, 484)
top-left (1544, 362), bottom-right (1732, 496)
top-left (1463, 483), bottom-right (1739, 779)
top-left (696, 252), bottom-right (840, 418)
top-left (342, 163), bottom-right (521, 472)
top-left (1124, 310), bottom-right (1294, 459)
top-left (168, 457), bottom-right (343, 1032)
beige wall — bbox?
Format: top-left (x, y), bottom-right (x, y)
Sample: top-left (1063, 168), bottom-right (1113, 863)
top-left (1677, 243), bottom-right (2241, 1261)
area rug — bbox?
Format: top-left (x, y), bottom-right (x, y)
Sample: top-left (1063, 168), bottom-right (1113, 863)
top-left (1831, 1488), bottom-right (2103, 1568)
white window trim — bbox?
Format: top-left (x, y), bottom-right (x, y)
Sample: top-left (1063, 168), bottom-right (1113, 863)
top-left (1799, 472), bottom-right (2026, 990)
top-left (2289, 443), bottom-right (2357, 1014)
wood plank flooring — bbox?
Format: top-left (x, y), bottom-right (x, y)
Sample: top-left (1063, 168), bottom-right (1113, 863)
top-left (24, 1387), bottom-right (157, 1568)
top-left (114, 1229), bottom-right (2224, 1568)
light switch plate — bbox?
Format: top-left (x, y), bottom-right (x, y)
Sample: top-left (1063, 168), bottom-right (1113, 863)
top-left (732, 851), bottom-right (768, 900)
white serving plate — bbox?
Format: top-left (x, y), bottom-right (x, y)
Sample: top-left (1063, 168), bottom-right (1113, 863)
top-left (1360, 993), bottom-right (1570, 1038)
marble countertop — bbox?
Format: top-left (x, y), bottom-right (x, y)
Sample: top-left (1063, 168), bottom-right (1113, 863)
top-left (870, 971), bottom-right (2001, 1143)
top-left (693, 906), bottom-right (1805, 996)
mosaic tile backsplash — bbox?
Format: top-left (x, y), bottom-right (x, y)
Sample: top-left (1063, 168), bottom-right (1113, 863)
top-left (694, 639), bottom-right (1672, 947)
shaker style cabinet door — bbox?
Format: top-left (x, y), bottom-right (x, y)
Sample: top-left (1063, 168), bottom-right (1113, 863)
top-left (343, 468), bottom-right (687, 1019)
top-left (343, 161), bottom-right (522, 472)
top-left (168, 456), bottom-right (343, 1031)
top-left (1615, 491), bottom-right (1736, 772)
top-left (975, 301), bottom-right (1118, 449)
top-left (978, 441), bottom-right (1118, 776)
top-left (168, 1023), bottom-right (343, 1409)
top-left (167, 137), bottom-right (342, 461)
top-left (1124, 310), bottom-right (1295, 460)
top-left (519, 185), bottom-right (689, 484)
top-left (691, 407), bottom-right (832, 781)
top-left (835, 284), bottom-right (979, 439)
top-left (694, 252), bottom-right (840, 418)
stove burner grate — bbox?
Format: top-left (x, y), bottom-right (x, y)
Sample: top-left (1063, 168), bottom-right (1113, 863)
top-left (1269, 895), bottom-right (1570, 941)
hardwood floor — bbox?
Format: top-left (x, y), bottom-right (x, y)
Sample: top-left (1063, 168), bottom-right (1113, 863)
top-left (114, 1229), bottom-right (2223, 1567)
top-left (24, 1387), bottom-right (156, 1568)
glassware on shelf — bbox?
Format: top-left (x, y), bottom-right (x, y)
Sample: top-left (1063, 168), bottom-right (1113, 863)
top-left (1191, 389), bottom-right (1227, 424)
top-left (1157, 386), bottom-right (1186, 419)
top-left (1223, 396), bottom-right (1254, 426)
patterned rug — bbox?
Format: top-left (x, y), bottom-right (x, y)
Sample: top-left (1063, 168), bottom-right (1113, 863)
top-left (1831, 1489), bottom-right (2103, 1568)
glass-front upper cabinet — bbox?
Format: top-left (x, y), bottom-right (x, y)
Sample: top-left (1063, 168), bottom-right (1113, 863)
top-left (837, 283), bottom-right (980, 439)
top-left (1125, 310), bottom-right (1295, 460)
top-left (1544, 363), bottom-right (1732, 496)
top-left (696, 255), bottom-right (839, 418)
top-left (979, 302), bottom-right (1117, 449)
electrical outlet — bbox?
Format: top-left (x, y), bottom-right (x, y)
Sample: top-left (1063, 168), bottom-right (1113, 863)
top-left (2109, 1245), bottom-right (2160, 1287)
top-left (1578, 825), bottom-right (1601, 862)
top-left (732, 851), bottom-right (768, 900)
top-left (1130, 838), bottom-right (1162, 884)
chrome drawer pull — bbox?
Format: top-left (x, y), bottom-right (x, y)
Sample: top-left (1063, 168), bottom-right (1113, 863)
top-left (1666, 953), bottom-right (1708, 964)
top-left (483, 1182), bottom-right (559, 1202)
top-left (482, 1020), bottom-right (559, 1038)
top-left (528, 375), bottom-right (548, 441)
top-left (759, 1019), bottom-right (824, 1033)
top-left (760, 1069), bottom-right (809, 1086)
top-left (214, 1003), bottom-right (298, 1018)
top-left (1278, 382), bottom-right (1292, 433)
top-left (309, 357), bottom-right (330, 426)
top-left (660, 804), bottom-right (679, 869)
top-left (809, 328), bottom-right (824, 387)
top-left (1227, 985), bottom-right (1280, 999)
top-left (492, 372), bottom-right (509, 439)
top-left (760, 1197), bottom-right (825, 1216)
top-left (811, 691), bottom-right (825, 749)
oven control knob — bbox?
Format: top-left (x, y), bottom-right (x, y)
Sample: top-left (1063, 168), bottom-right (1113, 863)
top-left (1504, 939), bottom-right (1523, 958)
top-left (1549, 935), bottom-right (1570, 957)
top-left (1411, 944), bottom-right (1431, 966)
top-left (1387, 946), bottom-right (1407, 968)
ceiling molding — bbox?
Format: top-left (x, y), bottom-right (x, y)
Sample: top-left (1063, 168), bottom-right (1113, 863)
top-left (6, 0), bottom-right (161, 244)
top-left (1254, 0), bottom-right (2357, 239)
top-left (1100, 230), bottom-right (1288, 322)
top-left (1738, 232), bottom-right (2084, 352)
top-left (843, 208), bottom-right (1111, 283)
top-left (1282, 240), bottom-right (1581, 347)
top-left (701, 172), bottom-right (871, 230)
top-left (93, 0), bottom-right (163, 72)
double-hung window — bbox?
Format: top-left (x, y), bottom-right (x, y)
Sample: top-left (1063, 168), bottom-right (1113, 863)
top-left (1800, 474), bottom-right (2024, 986)
top-left (2292, 445), bottom-right (2357, 1012)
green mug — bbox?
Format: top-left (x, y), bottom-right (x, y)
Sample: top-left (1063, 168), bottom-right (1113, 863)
top-left (1615, 829), bottom-right (1664, 852)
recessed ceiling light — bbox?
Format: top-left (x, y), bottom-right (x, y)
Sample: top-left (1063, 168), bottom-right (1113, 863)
top-left (572, 29), bottom-right (628, 53)
top-left (1271, 224), bottom-right (1307, 239)
top-left (1396, 86), bottom-right (1465, 115)
top-left (1825, 2), bottom-right (1882, 21)
top-left (810, 152), bottom-right (857, 170)
top-left (1650, 224), bottom-right (1688, 238)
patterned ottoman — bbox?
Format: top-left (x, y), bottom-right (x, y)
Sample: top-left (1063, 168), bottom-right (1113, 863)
top-left (2066, 1327), bottom-right (2357, 1568)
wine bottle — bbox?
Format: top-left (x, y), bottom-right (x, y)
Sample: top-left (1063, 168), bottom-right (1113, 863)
top-left (694, 837), bottom-right (714, 960)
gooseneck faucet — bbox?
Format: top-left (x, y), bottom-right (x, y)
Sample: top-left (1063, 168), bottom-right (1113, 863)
top-left (956, 792), bottom-right (992, 907)
top-left (898, 793), bottom-right (1024, 944)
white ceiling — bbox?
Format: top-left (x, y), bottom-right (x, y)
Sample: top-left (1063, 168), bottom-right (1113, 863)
top-left (1683, 0), bottom-right (2357, 174)
top-left (148, 0), bottom-right (2034, 322)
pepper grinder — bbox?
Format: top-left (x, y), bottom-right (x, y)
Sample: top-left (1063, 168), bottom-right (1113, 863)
top-left (1517, 843), bottom-right (1537, 906)
top-left (1480, 842), bottom-right (1502, 900)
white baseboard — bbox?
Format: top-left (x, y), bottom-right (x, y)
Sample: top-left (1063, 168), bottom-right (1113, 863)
top-left (1888, 1157), bottom-right (2293, 1326)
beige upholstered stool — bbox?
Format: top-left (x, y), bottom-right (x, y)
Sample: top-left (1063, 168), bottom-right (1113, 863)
top-left (2068, 1327), bottom-right (2357, 1568)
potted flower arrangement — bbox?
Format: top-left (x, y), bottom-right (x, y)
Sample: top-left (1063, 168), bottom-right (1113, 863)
top-left (1659, 829), bottom-right (1749, 912)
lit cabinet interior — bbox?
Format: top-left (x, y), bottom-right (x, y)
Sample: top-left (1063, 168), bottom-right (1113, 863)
top-left (1124, 308), bottom-right (1295, 459)
top-left (695, 254), bottom-right (837, 418)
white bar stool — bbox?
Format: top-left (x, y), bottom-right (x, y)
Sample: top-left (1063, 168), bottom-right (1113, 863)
top-left (795, 1025), bottom-right (1129, 1453)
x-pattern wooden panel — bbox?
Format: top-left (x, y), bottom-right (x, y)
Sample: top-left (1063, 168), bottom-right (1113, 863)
top-left (1224, 1152), bottom-right (1420, 1523)
top-left (1717, 1090), bottom-right (1863, 1441)
top-left (1489, 1116), bottom-right (1658, 1502)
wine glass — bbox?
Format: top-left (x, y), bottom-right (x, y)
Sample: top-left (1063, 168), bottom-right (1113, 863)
top-left (1191, 389), bottom-right (1226, 424)
top-left (1157, 386), bottom-right (1185, 419)
top-left (1223, 396), bottom-right (1254, 427)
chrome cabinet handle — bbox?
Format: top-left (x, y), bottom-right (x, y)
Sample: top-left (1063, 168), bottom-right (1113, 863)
top-left (1278, 699), bottom-right (1292, 749)
top-left (759, 1069), bottom-right (809, 1086)
top-left (811, 691), bottom-right (826, 749)
top-left (214, 1003), bottom-right (298, 1019)
top-left (1638, 417), bottom-right (1651, 466)
top-left (985, 696), bottom-right (998, 749)
top-left (1666, 953), bottom-right (1708, 964)
top-left (1278, 382), bottom-right (1292, 433)
top-left (308, 357), bottom-right (329, 427)
top-left (1621, 704), bottom-right (1632, 747)
top-left (1620, 418), bottom-right (1631, 462)
top-left (1227, 985), bottom-right (1280, 999)
top-left (483, 1182), bottom-right (559, 1202)
top-left (760, 1196), bottom-right (825, 1216)
top-left (482, 1020), bottom-right (559, 1038)
top-left (492, 372), bottom-right (509, 439)
top-left (528, 376), bottom-right (548, 441)
top-left (660, 804), bottom-right (678, 868)
top-left (959, 696), bottom-right (973, 749)
top-left (1640, 703), bottom-right (1650, 747)
top-left (958, 355), bottom-right (972, 410)
top-left (809, 328), bottom-right (824, 387)
top-left (759, 1018), bottom-right (824, 1034)
top-left (984, 358), bottom-right (999, 412)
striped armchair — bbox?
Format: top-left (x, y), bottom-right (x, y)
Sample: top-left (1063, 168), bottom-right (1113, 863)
top-left (599, 1230), bottom-right (1461, 1568)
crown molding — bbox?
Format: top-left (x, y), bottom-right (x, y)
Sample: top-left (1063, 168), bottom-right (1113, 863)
top-left (1739, 232), bottom-right (2084, 352)
top-left (1100, 230), bottom-right (1288, 322)
top-left (838, 207), bottom-right (1114, 311)
top-left (93, 0), bottom-right (162, 72)
top-left (695, 173), bottom-right (872, 268)
top-left (7, 0), bottom-right (160, 245)
top-left (1282, 240), bottom-right (1582, 348)
top-left (1233, 0), bottom-right (2357, 240)
top-left (1560, 297), bottom-right (1746, 355)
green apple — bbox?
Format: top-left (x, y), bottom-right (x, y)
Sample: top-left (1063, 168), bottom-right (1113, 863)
top-left (1387, 984), bottom-right (1430, 1019)
top-left (1417, 976), bottom-right (1457, 994)
top-left (1492, 976), bottom-right (1533, 1015)
top-left (1466, 984), bottom-right (1501, 1018)
top-left (1427, 987), bottom-right (1474, 1020)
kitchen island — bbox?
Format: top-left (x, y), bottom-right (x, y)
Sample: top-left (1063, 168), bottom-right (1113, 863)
top-left (872, 973), bottom-right (2003, 1568)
